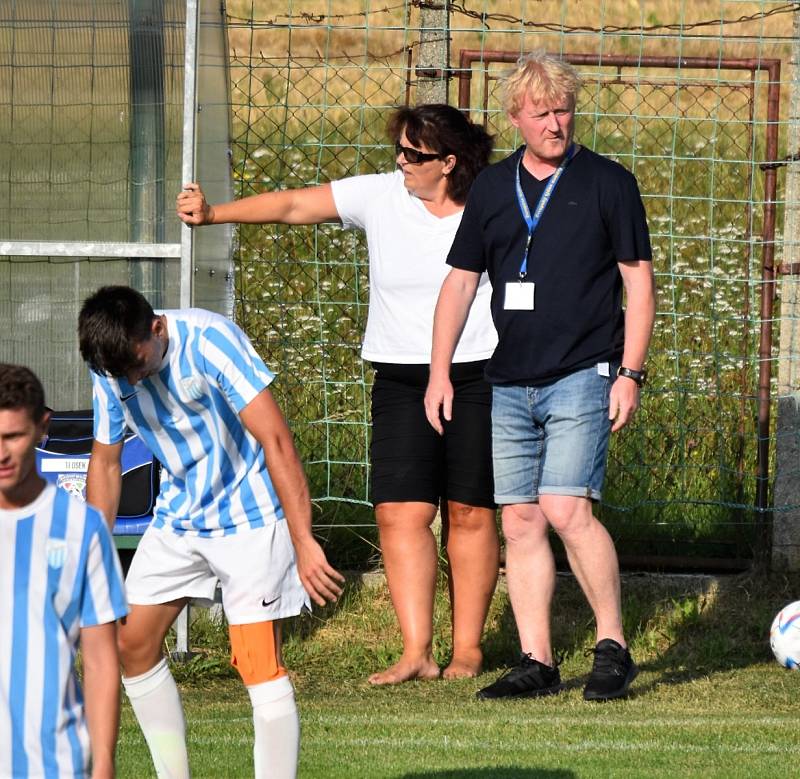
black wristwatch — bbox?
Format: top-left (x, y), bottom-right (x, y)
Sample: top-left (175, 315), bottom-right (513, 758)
top-left (617, 366), bottom-right (647, 387)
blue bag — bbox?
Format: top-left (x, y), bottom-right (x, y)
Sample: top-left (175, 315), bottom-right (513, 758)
top-left (35, 410), bottom-right (159, 535)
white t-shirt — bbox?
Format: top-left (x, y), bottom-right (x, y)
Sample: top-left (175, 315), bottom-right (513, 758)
top-left (0, 484), bottom-right (128, 778)
top-left (331, 171), bottom-right (497, 363)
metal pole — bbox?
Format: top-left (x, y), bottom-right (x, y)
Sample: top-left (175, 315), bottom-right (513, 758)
top-left (773, 10), bottom-right (800, 572)
top-left (180, 0), bottom-right (199, 309)
top-left (128, 0), bottom-right (165, 307)
top-left (754, 59), bottom-right (781, 569)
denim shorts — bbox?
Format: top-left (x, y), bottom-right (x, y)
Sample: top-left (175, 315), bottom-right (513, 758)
top-left (491, 363), bottom-right (616, 504)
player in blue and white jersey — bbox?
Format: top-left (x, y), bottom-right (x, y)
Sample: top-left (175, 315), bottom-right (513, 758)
top-left (0, 363), bottom-right (128, 779)
top-left (79, 286), bottom-right (344, 779)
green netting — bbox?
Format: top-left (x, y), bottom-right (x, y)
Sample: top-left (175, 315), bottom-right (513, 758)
top-left (0, 0), bottom-right (186, 243)
top-left (467, 54), bottom-right (776, 561)
top-left (225, 0), bottom-right (796, 566)
top-left (0, 0), bottom-right (186, 409)
top-left (1, 1), bottom-right (796, 567)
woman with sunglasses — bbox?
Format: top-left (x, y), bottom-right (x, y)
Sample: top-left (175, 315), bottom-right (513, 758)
top-left (177, 104), bottom-right (499, 685)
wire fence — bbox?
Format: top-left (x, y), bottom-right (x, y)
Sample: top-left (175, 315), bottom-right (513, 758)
top-left (225, 0), bottom-right (797, 568)
top-left (0, 0), bottom-right (187, 408)
top-left (2, 1), bottom-right (798, 569)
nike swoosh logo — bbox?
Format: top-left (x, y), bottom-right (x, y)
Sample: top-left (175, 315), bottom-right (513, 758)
top-left (120, 392), bottom-right (138, 401)
top-left (262, 596), bottom-right (280, 608)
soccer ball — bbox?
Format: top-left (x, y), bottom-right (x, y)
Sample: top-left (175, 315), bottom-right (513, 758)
top-left (769, 601), bottom-right (800, 669)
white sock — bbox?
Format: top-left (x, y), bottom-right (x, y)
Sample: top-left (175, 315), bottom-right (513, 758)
top-left (122, 657), bottom-right (191, 779)
top-left (248, 675), bottom-right (299, 779)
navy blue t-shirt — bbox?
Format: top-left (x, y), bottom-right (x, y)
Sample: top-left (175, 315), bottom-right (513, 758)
top-left (447, 145), bottom-right (652, 385)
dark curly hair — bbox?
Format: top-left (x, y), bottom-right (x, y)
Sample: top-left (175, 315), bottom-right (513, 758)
top-left (78, 285), bottom-right (157, 377)
top-left (386, 104), bottom-right (493, 203)
top-left (0, 364), bottom-right (47, 422)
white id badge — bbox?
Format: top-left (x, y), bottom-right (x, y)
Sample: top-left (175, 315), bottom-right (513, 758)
top-left (504, 281), bottom-right (535, 311)
top-left (597, 362), bottom-right (610, 377)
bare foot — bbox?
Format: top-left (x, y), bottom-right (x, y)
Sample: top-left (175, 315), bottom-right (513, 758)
top-left (442, 649), bottom-right (483, 680)
top-left (368, 656), bottom-right (441, 685)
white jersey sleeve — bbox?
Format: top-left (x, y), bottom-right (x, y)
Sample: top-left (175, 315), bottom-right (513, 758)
top-left (91, 372), bottom-right (127, 445)
top-left (331, 173), bottom-right (397, 231)
top-left (80, 509), bottom-right (128, 628)
top-left (198, 317), bottom-right (275, 412)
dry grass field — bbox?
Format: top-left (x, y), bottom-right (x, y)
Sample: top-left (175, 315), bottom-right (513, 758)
top-left (225, 0), bottom-right (792, 63)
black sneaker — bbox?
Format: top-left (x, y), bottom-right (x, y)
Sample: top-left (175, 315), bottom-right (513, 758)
top-left (583, 638), bottom-right (638, 701)
top-left (476, 654), bottom-right (562, 700)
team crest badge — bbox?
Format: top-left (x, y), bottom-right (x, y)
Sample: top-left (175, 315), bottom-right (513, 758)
top-left (46, 540), bottom-right (67, 569)
top-left (182, 376), bottom-right (204, 401)
top-left (57, 473), bottom-right (87, 501)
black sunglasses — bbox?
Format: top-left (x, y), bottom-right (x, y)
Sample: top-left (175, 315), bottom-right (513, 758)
top-left (394, 141), bottom-right (443, 164)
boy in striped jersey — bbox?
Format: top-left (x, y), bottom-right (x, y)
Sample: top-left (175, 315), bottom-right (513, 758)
top-left (0, 364), bottom-right (128, 779)
top-left (78, 286), bottom-right (344, 779)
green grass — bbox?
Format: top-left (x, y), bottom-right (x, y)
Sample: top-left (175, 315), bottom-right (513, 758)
top-left (116, 571), bottom-right (800, 778)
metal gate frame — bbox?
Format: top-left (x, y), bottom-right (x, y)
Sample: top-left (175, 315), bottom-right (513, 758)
top-left (457, 51), bottom-right (781, 565)
top-left (0, 0), bottom-right (199, 306)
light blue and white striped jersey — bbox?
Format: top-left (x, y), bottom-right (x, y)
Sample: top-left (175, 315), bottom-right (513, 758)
top-left (91, 308), bottom-right (284, 536)
top-left (0, 483), bottom-right (128, 779)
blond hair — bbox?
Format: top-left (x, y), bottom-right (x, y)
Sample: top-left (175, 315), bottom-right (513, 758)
top-left (502, 51), bottom-right (582, 115)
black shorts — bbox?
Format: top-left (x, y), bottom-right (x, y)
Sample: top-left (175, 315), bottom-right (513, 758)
top-left (370, 360), bottom-right (495, 509)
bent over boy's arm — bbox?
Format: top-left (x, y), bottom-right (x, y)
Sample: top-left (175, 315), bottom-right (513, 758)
top-left (240, 390), bottom-right (345, 606)
top-left (86, 440), bottom-right (124, 532)
top-left (81, 621), bottom-right (121, 779)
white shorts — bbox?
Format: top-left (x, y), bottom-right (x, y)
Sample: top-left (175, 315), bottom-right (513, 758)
top-left (125, 520), bottom-right (311, 623)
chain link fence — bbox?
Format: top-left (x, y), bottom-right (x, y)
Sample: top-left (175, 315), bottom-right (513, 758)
top-left (225, 0), bottom-right (795, 569)
top-left (1, 1), bottom-right (796, 569)
top-left (457, 50), bottom-right (781, 565)
top-left (0, 0), bottom-right (187, 408)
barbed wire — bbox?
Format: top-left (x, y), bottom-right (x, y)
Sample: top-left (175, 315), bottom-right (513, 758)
top-left (226, 1), bottom-right (800, 33)
top-left (226, 3), bottom-right (407, 26)
top-left (229, 48), bottom-right (412, 63)
top-left (444, 0), bottom-right (800, 33)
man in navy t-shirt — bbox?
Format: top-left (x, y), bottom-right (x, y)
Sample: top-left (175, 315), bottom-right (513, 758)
top-left (425, 51), bottom-right (656, 702)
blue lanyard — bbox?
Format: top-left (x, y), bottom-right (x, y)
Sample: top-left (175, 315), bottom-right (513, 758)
top-left (514, 143), bottom-right (576, 279)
